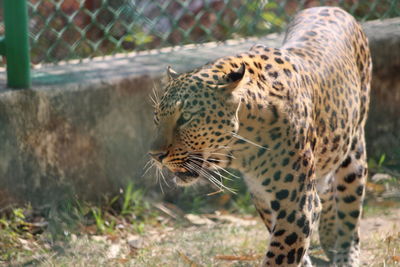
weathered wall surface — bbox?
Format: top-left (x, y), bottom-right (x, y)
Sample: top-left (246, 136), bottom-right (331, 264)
top-left (0, 77), bottom-right (157, 206)
top-left (363, 18), bottom-right (400, 160)
top-left (0, 18), bottom-right (398, 206)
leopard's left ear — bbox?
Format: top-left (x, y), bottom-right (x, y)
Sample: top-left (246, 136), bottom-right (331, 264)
top-left (167, 66), bottom-right (180, 80)
top-left (218, 63), bottom-right (247, 93)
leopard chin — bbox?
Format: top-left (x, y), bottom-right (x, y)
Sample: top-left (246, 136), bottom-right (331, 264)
top-left (169, 153), bottom-right (209, 186)
top-left (173, 171), bottom-right (200, 186)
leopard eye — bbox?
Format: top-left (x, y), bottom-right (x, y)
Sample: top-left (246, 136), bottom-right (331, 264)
top-left (177, 111), bottom-right (192, 126)
top-left (182, 112), bottom-right (191, 120)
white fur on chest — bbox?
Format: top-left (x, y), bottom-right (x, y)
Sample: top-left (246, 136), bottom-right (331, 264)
top-left (243, 174), bottom-right (274, 209)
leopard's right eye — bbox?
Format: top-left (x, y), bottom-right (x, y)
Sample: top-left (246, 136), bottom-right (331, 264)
top-left (177, 111), bottom-right (192, 126)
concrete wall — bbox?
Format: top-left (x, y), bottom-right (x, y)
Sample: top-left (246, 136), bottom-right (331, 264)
top-left (363, 18), bottom-right (400, 160)
top-left (0, 18), bottom-right (399, 206)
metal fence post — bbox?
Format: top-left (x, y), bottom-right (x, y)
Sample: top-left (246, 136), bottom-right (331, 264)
top-left (0, 0), bottom-right (31, 89)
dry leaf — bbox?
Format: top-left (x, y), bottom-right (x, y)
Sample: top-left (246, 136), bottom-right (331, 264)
top-left (113, 258), bottom-right (129, 264)
top-left (309, 249), bottom-right (325, 256)
top-left (204, 214), bottom-right (257, 226)
top-left (185, 214), bottom-right (214, 225)
top-left (392, 255), bottom-right (400, 262)
top-left (178, 251), bottom-right (200, 267)
top-left (215, 254), bottom-right (262, 261)
top-left (371, 173), bottom-right (392, 183)
top-left (366, 182), bottom-right (386, 194)
top-left (107, 234), bottom-right (120, 243)
top-left (82, 225), bottom-right (97, 235)
top-left (153, 203), bottom-right (180, 219)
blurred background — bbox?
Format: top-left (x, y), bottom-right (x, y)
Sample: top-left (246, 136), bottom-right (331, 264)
top-left (0, 0), bottom-right (397, 65)
top-left (0, 0), bottom-right (399, 266)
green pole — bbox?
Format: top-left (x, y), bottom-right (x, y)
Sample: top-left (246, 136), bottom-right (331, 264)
top-left (1, 0), bottom-right (31, 89)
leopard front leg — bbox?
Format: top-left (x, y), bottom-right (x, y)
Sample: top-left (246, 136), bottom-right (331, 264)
top-left (253, 171), bottom-right (321, 267)
top-left (262, 185), bottom-right (320, 266)
top-left (333, 134), bottom-right (367, 266)
top-left (318, 131), bottom-right (367, 267)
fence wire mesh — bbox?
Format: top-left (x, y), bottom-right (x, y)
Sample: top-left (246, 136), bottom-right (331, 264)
top-left (1, 0), bottom-right (399, 65)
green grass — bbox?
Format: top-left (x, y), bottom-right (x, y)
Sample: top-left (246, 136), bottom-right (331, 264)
top-left (0, 182), bottom-right (159, 265)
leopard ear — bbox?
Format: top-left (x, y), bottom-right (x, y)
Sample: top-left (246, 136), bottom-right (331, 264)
top-left (219, 63), bottom-right (246, 92)
top-left (167, 66), bottom-right (179, 80)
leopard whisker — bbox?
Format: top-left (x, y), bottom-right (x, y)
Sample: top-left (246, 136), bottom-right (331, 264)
top-left (212, 167), bottom-right (234, 182)
top-left (158, 167), bottom-right (170, 188)
top-left (188, 159), bottom-right (232, 180)
top-left (188, 157), bottom-right (235, 179)
top-left (186, 164), bottom-right (234, 194)
top-left (142, 160), bottom-right (156, 178)
top-left (230, 131), bottom-right (269, 150)
top-left (155, 168), bottom-right (165, 194)
top-left (188, 155), bottom-right (229, 163)
top-left (151, 83), bottom-right (161, 107)
top-left (190, 151), bottom-right (236, 159)
top-left (187, 156), bottom-right (238, 179)
top-left (207, 152), bottom-right (236, 159)
top-left (183, 162), bottom-right (217, 185)
top-left (149, 94), bottom-right (158, 108)
top-left (190, 146), bottom-right (232, 155)
top-left (186, 160), bottom-right (236, 193)
top-left (207, 162), bottom-right (240, 179)
top-left (143, 158), bottom-right (153, 169)
top-left (184, 162), bottom-right (222, 188)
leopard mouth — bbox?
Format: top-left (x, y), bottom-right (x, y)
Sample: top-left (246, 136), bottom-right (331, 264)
top-left (175, 170), bottom-right (199, 180)
top-left (159, 153), bottom-right (220, 186)
top-left (171, 154), bottom-right (205, 185)
top-left (171, 170), bottom-right (200, 186)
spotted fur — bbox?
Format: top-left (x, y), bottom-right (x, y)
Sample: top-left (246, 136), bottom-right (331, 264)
top-left (149, 6), bottom-right (371, 267)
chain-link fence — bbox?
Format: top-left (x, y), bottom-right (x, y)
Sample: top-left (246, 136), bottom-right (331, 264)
top-left (1, 0), bottom-right (399, 65)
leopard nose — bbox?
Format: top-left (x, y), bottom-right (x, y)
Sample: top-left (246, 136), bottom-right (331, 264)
top-left (148, 151), bottom-right (169, 163)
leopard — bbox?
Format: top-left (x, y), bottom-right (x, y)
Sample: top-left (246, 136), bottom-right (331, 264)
top-left (149, 6), bottom-right (371, 267)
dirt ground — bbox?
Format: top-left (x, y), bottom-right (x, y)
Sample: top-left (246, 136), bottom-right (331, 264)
top-left (359, 208), bottom-right (400, 266)
top-left (132, 208), bottom-right (400, 267)
top-left (9, 206), bottom-right (398, 267)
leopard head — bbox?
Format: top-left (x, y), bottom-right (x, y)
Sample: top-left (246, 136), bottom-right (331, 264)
top-left (149, 63), bottom-right (247, 186)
